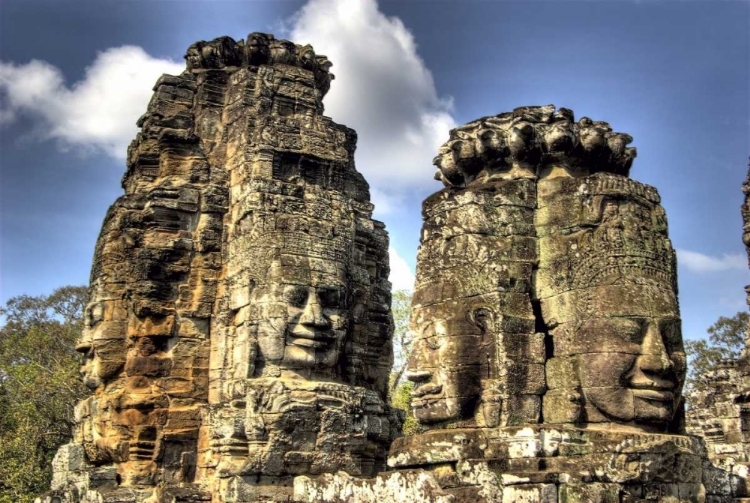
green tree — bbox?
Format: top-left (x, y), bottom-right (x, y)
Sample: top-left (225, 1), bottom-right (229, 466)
top-left (0, 286), bottom-right (88, 503)
top-left (388, 290), bottom-right (424, 436)
top-left (390, 289), bottom-right (414, 394)
top-left (685, 311), bottom-right (748, 397)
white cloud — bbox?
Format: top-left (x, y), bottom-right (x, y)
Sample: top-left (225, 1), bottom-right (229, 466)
top-left (1, 0), bottom-right (453, 212)
top-left (290, 0), bottom-right (455, 213)
top-left (0, 47), bottom-right (183, 159)
top-left (389, 247), bottom-right (415, 292)
top-left (677, 249), bottom-right (746, 273)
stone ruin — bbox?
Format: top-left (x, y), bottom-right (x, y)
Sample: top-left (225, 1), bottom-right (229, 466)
top-left (686, 358), bottom-right (750, 468)
top-left (684, 161), bottom-right (750, 481)
top-left (41, 33), bottom-right (750, 503)
top-left (299, 106), bottom-right (738, 502)
top-left (43, 33), bottom-right (398, 503)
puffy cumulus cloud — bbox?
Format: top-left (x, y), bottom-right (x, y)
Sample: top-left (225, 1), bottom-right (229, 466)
top-left (290, 0), bottom-right (455, 213)
top-left (389, 247), bottom-right (416, 292)
top-left (0, 47), bottom-right (183, 159)
top-left (676, 249), bottom-right (746, 273)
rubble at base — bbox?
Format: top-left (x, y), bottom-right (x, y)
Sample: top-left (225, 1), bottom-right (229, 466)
top-left (298, 427), bottom-right (747, 503)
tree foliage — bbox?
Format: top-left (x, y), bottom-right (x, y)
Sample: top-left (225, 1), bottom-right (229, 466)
top-left (387, 289), bottom-right (424, 436)
top-left (685, 311), bottom-right (748, 398)
top-left (390, 380), bottom-right (424, 437)
top-left (389, 290), bottom-right (414, 394)
top-left (0, 286), bottom-right (88, 503)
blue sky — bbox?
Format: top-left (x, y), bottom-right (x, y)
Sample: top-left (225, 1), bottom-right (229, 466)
top-left (1, 0), bottom-right (748, 341)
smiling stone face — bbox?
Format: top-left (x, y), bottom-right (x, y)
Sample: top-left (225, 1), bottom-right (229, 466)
top-left (253, 256), bottom-right (350, 373)
top-left (574, 283), bottom-right (686, 428)
top-left (537, 171), bottom-right (684, 432)
top-left (405, 177), bottom-right (540, 429)
top-left (406, 305), bottom-right (484, 424)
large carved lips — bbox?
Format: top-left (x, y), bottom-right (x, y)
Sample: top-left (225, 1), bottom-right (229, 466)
top-left (407, 370), bottom-right (444, 408)
top-left (629, 356), bottom-right (678, 404)
top-left (287, 325), bottom-right (336, 350)
top-left (633, 389), bottom-right (674, 402)
top-left (630, 381), bottom-right (675, 403)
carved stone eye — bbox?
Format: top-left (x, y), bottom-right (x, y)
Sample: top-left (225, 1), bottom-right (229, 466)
top-left (425, 337), bottom-right (442, 351)
top-left (79, 349), bottom-right (93, 365)
top-left (658, 318), bottom-right (683, 352)
top-left (87, 303), bottom-right (104, 329)
top-left (422, 323), bottom-right (443, 351)
top-left (318, 287), bottom-right (343, 309)
top-left (284, 286), bottom-right (308, 308)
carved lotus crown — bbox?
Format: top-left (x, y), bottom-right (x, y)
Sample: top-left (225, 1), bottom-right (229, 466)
top-left (434, 105), bottom-right (637, 187)
top-left (184, 33), bottom-right (334, 98)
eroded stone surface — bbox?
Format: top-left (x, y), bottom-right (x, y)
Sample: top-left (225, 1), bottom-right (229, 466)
top-left (42, 32), bottom-right (397, 503)
top-left (40, 41), bottom-right (748, 500)
top-left (683, 159), bottom-right (750, 491)
top-left (536, 172), bottom-right (685, 432)
top-left (406, 105), bottom-right (684, 434)
top-left (294, 470), bottom-right (455, 503)
top-left (318, 426), bottom-right (727, 502)
top-left (391, 106), bottom-right (723, 502)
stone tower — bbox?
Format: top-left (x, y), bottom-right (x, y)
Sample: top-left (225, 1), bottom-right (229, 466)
top-left (373, 106), bottom-right (715, 502)
top-left (683, 160), bottom-right (750, 475)
top-left (405, 105), bottom-right (684, 433)
top-left (43, 33), bottom-right (398, 503)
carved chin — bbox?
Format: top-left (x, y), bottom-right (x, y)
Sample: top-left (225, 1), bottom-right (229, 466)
top-left (412, 397), bottom-right (459, 424)
top-left (283, 345), bottom-right (339, 368)
top-left (584, 388), bottom-right (635, 422)
top-left (633, 394), bottom-right (675, 423)
top-left (585, 388), bottom-right (674, 425)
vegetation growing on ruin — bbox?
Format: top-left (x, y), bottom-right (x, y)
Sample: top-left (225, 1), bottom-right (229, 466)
top-left (0, 286), bottom-right (88, 503)
top-left (387, 289), bottom-right (424, 436)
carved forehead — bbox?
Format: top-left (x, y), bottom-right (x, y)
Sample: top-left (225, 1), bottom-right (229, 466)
top-left (411, 295), bottom-right (499, 332)
top-left (580, 282), bottom-right (679, 319)
top-left (245, 230), bottom-right (353, 284)
top-left (269, 254), bottom-right (348, 287)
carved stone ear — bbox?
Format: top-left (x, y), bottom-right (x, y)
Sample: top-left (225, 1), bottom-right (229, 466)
top-left (470, 307), bottom-right (494, 334)
top-left (351, 303), bottom-right (365, 324)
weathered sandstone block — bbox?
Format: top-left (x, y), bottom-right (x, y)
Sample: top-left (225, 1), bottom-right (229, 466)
top-left (42, 33), bottom-right (398, 503)
top-left (406, 105), bottom-right (684, 434)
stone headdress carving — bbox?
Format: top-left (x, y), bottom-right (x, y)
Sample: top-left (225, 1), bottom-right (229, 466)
top-left (433, 104), bottom-right (636, 187)
top-left (556, 174), bottom-right (678, 297)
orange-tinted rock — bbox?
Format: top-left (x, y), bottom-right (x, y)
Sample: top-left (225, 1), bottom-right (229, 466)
top-left (43, 33), bottom-right (398, 503)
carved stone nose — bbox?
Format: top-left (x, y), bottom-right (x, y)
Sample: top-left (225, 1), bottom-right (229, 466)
top-left (405, 370), bottom-right (432, 382)
top-left (299, 290), bottom-right (329, 327)
top-left (638, 322), bottom-right (673, 374)
top-left (630, 321), bottom-right (675, 392)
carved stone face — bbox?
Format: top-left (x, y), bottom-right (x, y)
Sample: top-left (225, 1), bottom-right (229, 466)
top-left (254, 257), bottom-right (349, 371)
top-left (77, 297), bottom-right (127, 390)
top-left (575, 283), bottom-right (686, 427)
top-left (246, 33), bottom-right (270, 66)
top-left (78, 304), bottom-right (103, 390)
top-left (407, 303), bottom-right (484, 424)
top-left (185, 44), bottom-right (203, 70)
top-left (201, 37), bottom-right (240, 69)
top-left (269, 39), bottom-right (296, 65)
